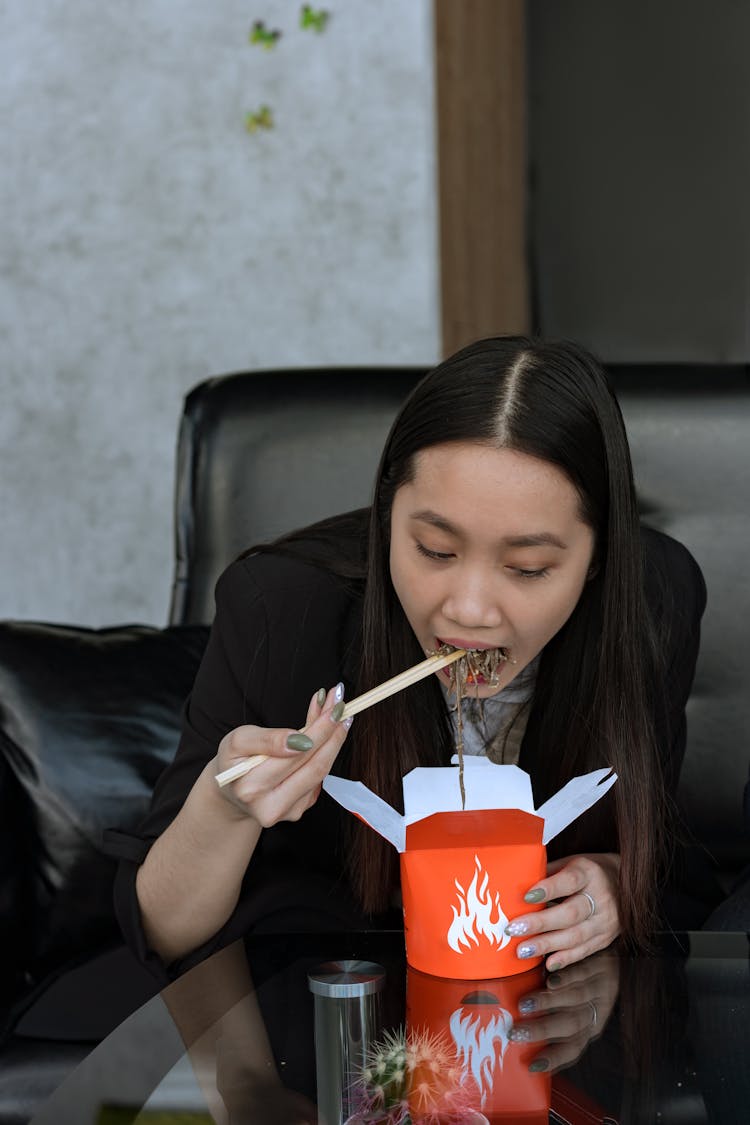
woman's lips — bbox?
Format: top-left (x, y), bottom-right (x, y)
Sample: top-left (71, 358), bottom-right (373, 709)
top-left (438, 636), bottom-right (501, 653)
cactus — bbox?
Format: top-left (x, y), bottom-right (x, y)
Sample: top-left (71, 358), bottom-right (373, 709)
top-left (347, 1026), bottom-right (481, 1124)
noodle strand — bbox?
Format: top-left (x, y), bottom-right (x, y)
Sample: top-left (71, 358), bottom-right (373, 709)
top-left (436, 646), bottom-right (515, 807)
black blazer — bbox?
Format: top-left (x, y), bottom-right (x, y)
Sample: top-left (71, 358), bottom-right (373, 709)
top-left (112, 519), bottom-right (706, 982)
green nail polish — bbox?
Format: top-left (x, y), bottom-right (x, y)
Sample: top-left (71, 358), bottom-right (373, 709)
top-left (524, 888), bottom-right (546, 904)
top-left (547, 962), bottom-right (563, 974)
top-left (528, 1057), bottom-right (549, 1073)
top-left (286, 733), bottom-right (314, 752)
top-left (316, 687), bottom-right (326, 707)
top-left (331, 701), bottom-right (345, 722)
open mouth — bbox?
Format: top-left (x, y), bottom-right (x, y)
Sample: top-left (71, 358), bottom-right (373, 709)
top-left (433, 641), bottom-right (514, 688)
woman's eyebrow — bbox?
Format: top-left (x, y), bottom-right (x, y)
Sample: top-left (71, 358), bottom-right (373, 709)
top-left (504, 533), bottom-right (568, 550)
top-left (409, 509), bottom-right (456, 534)
top-left (409, 511), bottom-right (568, 550)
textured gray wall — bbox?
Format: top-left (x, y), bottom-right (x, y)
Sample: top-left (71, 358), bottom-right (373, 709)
top-left (1, 0), bottom-right (439, 625)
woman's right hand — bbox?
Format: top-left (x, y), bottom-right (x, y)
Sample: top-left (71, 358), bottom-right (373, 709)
top-left (212, 683), bottom-right (351, 828)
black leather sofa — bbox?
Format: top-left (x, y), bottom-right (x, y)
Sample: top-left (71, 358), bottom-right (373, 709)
top-left (1, 364), bottom-right (749, 1124)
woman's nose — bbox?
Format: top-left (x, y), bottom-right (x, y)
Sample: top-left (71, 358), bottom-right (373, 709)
top-left (442, 573), bottom-right (503, 629)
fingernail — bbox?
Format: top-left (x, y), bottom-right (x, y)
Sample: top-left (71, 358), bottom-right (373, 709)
top-left (316, 687), bottom-right (326, 707)
top-left (334, 682), bottom-right (344, 702)
top-left (547, 962), bottom-right (563, 974)
top-left (547, 972), bottom-right (562, 986)
top-left (331, 701), bottom-right (345, 722)
top-left (508, 1025), bottom-right (532, 1042)
top-left (524, 888), bottom-right (546, 904)
top-left (342, 716), bottom-right (354, 730)
top-left (528, 1057), bottom-right (549, 1073)
top-left (518, 997), bottom-right (538, 1015)
top-left (517, 943), bottom-right (538, 959)
top-left (505, 920), bottom-right (529, 937)
top-left (286, 733), bottom-right (314, 751)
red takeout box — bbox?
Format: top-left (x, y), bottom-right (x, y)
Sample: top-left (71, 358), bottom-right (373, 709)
top-left (324, 760), bottom-right (616, 979)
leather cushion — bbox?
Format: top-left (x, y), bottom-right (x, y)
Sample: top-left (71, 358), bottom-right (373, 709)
top-left (0, 621), bottom-right (207, 978)
top-left (0, 752), bottom-right (31, 974)
top-left (170, 368), bottom-right (426, 624)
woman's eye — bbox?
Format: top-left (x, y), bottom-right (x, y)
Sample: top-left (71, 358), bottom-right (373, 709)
top-left (512, 567), bottom-right (550, 580)
top-left (415, 542), bottom-right (454, 561)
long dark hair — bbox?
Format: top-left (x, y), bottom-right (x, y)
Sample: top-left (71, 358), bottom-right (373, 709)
top-left (345, 336), bottom-right (666, 948)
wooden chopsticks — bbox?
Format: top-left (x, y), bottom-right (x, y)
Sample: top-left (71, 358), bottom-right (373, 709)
top-left (339, 646), bottom-right (466, 719)
top-left (214, 646), bottom-right (466, 788)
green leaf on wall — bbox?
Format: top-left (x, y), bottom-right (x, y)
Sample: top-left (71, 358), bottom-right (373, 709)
top-left (300, 6), bottom-right (330, 33)
top-left (249, 20), bottom-right (281, 48)
top-left (244, 8), bottom-right (332, 133)
top-left (245, 105), bottom-right (274, 133)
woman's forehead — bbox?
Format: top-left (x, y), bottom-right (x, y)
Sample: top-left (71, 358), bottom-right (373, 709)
top-left (396, 443), bottom-right (593, 540)
top-left (410, 442), bottom-right (575, 497)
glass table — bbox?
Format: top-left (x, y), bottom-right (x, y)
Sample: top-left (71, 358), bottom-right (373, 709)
top-left (27, 930), bottom-right (750, 1124)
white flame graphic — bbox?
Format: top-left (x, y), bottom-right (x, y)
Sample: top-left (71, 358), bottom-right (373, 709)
top-left (449, 1004), bottom-right (513, 1105)
top-left (447, 855), bottom-right (510, 953)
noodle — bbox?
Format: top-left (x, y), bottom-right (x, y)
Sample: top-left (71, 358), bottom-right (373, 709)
top-left (433, 646), bottom-right (514, 808)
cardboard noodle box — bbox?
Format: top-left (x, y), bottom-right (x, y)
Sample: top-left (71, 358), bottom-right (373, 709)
top-left (323, 760), bottom-right (617, 979)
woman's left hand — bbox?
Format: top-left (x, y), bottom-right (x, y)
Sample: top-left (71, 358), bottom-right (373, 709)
top-left (505, 853), bottom-right (621, 971)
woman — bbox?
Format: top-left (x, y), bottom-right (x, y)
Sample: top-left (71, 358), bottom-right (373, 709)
top-left (114, 336), bottom-right (706, 983)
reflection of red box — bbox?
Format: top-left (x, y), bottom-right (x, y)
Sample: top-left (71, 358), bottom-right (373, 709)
top-left (407, 965), bottom-right (551, 1124)
top-left (325, 761), bottom-right (616, 980)
top-left (402, 810), bottom-right (546, 978)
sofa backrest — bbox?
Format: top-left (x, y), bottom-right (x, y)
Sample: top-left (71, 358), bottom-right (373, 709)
top-left (169, 368), bottom-right (425, 626)
top-left (170, 364), bottom-right (750, 869)
top-left (609, 367), bottom-right (750, 869)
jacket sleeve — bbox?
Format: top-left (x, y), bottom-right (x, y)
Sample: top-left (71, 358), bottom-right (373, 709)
top-left (111, 552), bottom-right (361, 983)
top-left (111, 557), bottom-right (269, 982)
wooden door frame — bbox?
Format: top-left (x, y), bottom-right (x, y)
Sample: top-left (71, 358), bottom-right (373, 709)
top-left (434, 0), bottom-right (529, 356)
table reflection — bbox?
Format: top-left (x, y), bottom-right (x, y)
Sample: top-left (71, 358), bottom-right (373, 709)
top-left (157, 936), bottom-right (623, 1123)
top-left (80, 932), bottom-right (748, 1125)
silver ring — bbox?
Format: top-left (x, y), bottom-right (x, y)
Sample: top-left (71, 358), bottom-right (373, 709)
top-left (586, 999), bottom-right (598, 1026)
top-left (581, 891), bottom-right (596, 919)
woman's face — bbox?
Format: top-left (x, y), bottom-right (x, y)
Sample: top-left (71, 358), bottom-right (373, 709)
top-left (389, 442), bottom-right (597, 697)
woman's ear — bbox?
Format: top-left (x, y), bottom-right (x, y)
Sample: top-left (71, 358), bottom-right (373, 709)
top-left (586, 560), bottom-right (600, 581)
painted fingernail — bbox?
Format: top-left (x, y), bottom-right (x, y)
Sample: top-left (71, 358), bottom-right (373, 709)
top-left (517, 943), bottom-right (538, 959)
top-left (518, 997), bottom-right (538, 1015)
top-left (316, 687), bottom-right (327, 707)
top-left (524, 888), bottom-right (546, 904)
top-left (331, 701), bottom-right (345, 722)
top-left (508, 1025), bottom-right (532, 1042)
top-left (334, 682), bottom-right (344, 703)
top-left (547, 972), bottom-right (562, 986)
top-left (342, 716), bottom-right (354, 730)
top-left (547, 962), bottom-right (563, 974)
top-left (505, 920), bottom-right (529, 937)
top-left (286, 733), bottom-right (314, 751)
top-left (528, 1057), bottom-right (549, 1073)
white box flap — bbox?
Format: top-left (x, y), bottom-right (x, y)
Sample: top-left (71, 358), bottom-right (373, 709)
top-left (536, 767), bottom-right (618, 844)
top-left (323, 776), bottom-right (405, 851)
top-left (324, 764), bottom-right (617, 852)
top-left (404, 762), bottom-right (535, 823)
